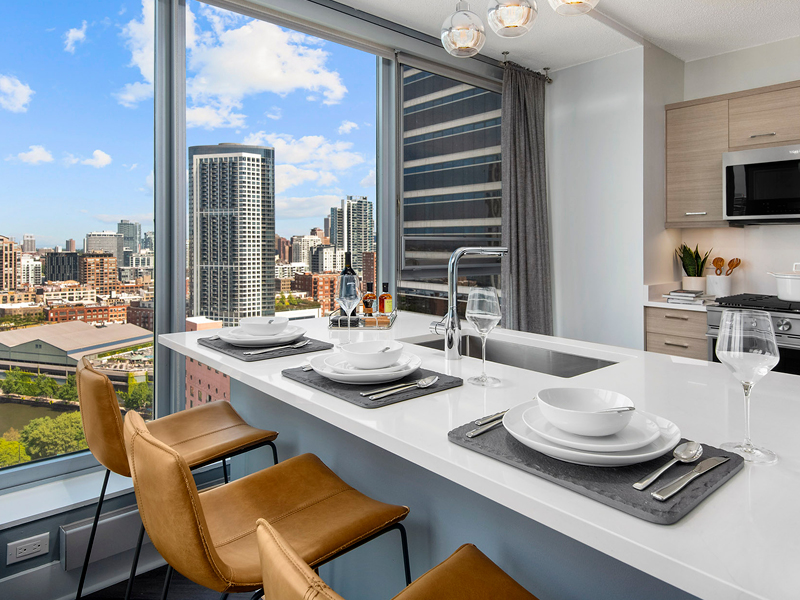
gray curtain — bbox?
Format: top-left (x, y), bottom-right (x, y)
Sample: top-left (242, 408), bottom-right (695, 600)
top-left (501, 61), bottom-right (553, 335)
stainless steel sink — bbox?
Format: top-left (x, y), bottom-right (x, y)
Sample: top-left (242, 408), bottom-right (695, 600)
top-left (407, 335), bottom-right (617, 378)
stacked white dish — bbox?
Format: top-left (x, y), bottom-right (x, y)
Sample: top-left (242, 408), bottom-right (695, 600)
top-left (502, 388), bottom-right (680, 467)
top-left (309, 340), bottom-right (422, 385)
top-left (218, 317), bottom-right (306, 347)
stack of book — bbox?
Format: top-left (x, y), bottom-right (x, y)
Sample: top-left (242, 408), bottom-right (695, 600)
top-left (662, 289), bottom-right (713, 305)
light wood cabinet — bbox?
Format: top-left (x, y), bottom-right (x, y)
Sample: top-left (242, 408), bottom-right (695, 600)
top-left (729, 87), bottom-right (800, 149)
top-left (645, 307), bottom-right (708, 360)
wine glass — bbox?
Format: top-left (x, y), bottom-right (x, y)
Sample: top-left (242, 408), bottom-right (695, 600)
top-left (336, 274), bottom-right (361, 345)
top-left (465, 287), bottom-right (502, 387)
top-left (715, 309), bottom-right (780, 464)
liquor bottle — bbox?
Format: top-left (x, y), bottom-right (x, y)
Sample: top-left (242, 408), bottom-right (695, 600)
top-left (341, 252), bottom-right (357, 276)
top-left (362, 282), bottom-right (376, 316)
top-left (378, 282), bottom-right (393, 314)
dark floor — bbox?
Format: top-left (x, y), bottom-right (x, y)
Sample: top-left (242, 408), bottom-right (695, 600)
top-left (84, 565), bottom-right (258, 600)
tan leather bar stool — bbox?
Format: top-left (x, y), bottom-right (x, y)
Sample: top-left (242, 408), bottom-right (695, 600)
top-left (123, 409), bottom-right (411, 600)
top-left (256, 519), bottom-right (540, 600)
top-left (75, 357), bottom-right (279, 600)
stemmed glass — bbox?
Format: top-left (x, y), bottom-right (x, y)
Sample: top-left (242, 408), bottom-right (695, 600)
top-left (715, 309), bottom-right (780, 464)
top-left (466, 287), bottom-right (502, 387)
top-left (336, 274), bottom-right (361, 345)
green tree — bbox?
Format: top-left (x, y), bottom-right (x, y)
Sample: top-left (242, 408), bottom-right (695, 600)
top-left (56, 374), bottom-right (78, 402)
top-left (20, 412), bottom-right (87, 460)
top-left (33, 374), bottom-right (59, 398)
top-left (0, 368), bottom-right (35, 395)
top-left (3, 427), bottom-right (20, 442)
top-left (0, 438), bottom-right (30, 467)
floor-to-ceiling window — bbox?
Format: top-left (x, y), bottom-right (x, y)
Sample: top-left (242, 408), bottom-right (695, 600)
top-left (398, 66), bottom-right (503, 317)
top-left (0, 1), bottom-right (155, 477)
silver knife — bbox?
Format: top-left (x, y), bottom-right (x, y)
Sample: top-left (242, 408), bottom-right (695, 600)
top-left (651, 456), bottom-right (730, 501)
top-left (474, 410), bottom-right (508, 426)
top-left (359, 378), bottom-right (425, 396)
top-left (466, 418), bottom-right (504, 438)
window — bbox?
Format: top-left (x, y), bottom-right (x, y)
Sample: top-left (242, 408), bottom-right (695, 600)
top-left (397, 66), bottom-right (502, 316)
top-left (0, 1), bottom-right (154, 478)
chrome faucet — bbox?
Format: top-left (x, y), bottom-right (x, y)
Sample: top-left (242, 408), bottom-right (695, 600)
top-left (430, 246), bottom-right (509, 360)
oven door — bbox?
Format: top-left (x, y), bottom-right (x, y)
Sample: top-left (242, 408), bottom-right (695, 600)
top-left (708, 332), bottom-right (800, 376)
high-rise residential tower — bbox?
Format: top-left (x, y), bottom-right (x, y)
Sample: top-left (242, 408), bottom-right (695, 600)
top-left (45, 252), bottom-right (80, 282)
top-left (118, 219), bottom-right (142, 254)
top-left (85, 231), bottom-right (125, 263)
top-left (291, 235), bottom-right (321, 268)
top-left (0, 236), bottom-right (20, 290)
top-left (329, 196), bottom-right (375, 275)
top-left (66, 239), bottom-right (76, 252)
top-left (22, 234), bottom-right (35, 253)
top-left (188, 143), bottom-right (275, 326)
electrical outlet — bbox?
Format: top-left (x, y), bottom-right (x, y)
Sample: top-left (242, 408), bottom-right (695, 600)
top-left (6, 533), bottom-right (49, 565)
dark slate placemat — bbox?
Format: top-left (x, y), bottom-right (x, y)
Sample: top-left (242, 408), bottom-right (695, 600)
top-left (198, 336), bottom-right (333, 362)
top-left (448, 420), bottom-right (743, 525)
top-left (282, 366), bottom-right (462, 408)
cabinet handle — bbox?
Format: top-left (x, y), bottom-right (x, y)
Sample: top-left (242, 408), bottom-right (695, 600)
top-left (684, 211), bottom-right (707, 216)
top-left (749, 132), bottom-right (777, 138)
top-left (665, 314), bottom-right (689, 321)
top-left (664, 341), bottom-right (689, 349)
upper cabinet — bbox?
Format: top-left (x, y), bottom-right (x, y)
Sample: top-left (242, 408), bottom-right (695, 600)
top-left (665, 81), bottom-right (800, 229)
top-left (729, 87), bottom-right (800, 149)
top-left (666, 101), bottom-right (728, 227)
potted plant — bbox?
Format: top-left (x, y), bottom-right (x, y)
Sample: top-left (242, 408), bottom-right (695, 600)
top-left (676, 244), bottom-right (712, 293)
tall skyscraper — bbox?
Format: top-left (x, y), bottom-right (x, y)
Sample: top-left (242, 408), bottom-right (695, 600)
top-left (0, 236), bottom-right (20, 290)
top-left (142, 231), bottom-right (155, 251)
top-left (323, 216), bottom-right (330, 239)
top-left (274, 235), bottom-right (292, 263)
top-left (85, 231), bottom-right (125, 263)
top-left (329, 196), bottom-right (375, 275)
top-left (18, 254), bottom-right (42, 286)
top-left (22, 234), bottom-right (35, 253)
top-left (45, 252), bottom-right (80, 282)
top-left (118, 219), bottom-right (142, 253)
top-left (311, 245), bottom-right (345, 274)
top-left (66, 239), bottom-right (76, 252)
top-left (188, 143), bottom-right (275, 326)
top-left (399, 66), bottom-right (502, 309)
top-left (79, 253), bottom-right (118, 296)
top-left (291, 235), bottom-right (321, 268)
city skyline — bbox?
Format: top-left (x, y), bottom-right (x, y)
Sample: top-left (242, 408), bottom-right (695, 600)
top-left (1, 0), bottom-right (377, 245)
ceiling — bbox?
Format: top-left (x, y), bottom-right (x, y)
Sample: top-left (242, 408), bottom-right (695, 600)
top-left (335, 0), bottom-right (800, 71)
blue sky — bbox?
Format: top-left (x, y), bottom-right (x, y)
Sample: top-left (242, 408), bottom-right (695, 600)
top-left (0, 0), bottom-right (376, 247)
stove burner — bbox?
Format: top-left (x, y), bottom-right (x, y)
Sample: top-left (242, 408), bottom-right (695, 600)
top-left (715, 294), bottom-right (800, 314)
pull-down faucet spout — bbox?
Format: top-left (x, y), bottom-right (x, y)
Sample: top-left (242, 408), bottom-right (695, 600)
top-left (430, 247), bottom-right (509, 360)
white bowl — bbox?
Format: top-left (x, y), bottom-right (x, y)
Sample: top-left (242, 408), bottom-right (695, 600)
top-left (239, 316), bottom-right (289, 336)
top-left (536, 388), bottom-right (634, 437)
top-left (339, 340), bottom-right (404, 370)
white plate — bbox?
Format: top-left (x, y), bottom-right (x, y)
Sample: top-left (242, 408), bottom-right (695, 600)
top-left (323, 352), bottom-right (419, 375)
top-left (503, 401), bottom-right (681, 467)
top-left (309, 353), bottom-right (420, 385)
top-left (522, 403), bottom-right (661, 452)
top-left (217, 325), bottom-right (305, 347)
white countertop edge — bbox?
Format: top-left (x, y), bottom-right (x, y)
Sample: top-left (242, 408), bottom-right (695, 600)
top-left (644, 300), bottom-right (709, 312)
top-left (157, 319), bottom-right (777, 600)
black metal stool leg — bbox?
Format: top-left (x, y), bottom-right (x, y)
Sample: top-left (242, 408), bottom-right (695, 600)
top-left (75, 468), bottom-right (110, 600)
top-left (219, 593), bottom-right (229, 600)
top-left (123, 523), bottom-right (146, 600)
top-left (248, 588), bottom-right (264, 600)
top-left (161, 565), bottom-right (174, 600)
top-left (267, 440), bottom-right (279, 465)
top-left (222, 457), bottom-right (229, 483)
top-left (396, 523), bottom-right (412, 586)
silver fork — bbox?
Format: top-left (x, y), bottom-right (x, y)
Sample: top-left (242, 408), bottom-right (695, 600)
top-left (243, 339), bottom-right (310, 356)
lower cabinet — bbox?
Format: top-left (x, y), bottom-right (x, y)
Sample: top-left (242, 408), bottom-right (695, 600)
top-left (645, 307), bottom-right (708, 360)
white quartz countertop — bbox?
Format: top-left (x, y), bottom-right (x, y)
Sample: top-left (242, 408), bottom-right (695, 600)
top-left (160, 312), bottom-right (800, 600)
top-left (643, 300), bottom-right (708, 312)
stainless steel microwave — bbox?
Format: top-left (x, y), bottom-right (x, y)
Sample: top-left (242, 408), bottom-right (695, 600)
top-left (723, 144), bottom-right (800, 222)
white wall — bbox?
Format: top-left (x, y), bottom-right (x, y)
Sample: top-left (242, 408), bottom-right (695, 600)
top-left (680, 37), bottom-right (800, 294)
top-left (684, 36), bottom-right (800, 100)
top-left (547, 48), bottom-right (645, 349)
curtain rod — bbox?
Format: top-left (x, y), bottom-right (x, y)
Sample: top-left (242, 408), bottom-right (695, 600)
top-left (501, 52), bottom-right (553, 84)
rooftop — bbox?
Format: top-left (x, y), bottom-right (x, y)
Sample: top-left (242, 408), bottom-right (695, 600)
top-left (0, 321), bottom-right (152, 359)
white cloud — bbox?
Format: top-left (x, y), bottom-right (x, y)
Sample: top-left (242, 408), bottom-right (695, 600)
top-left (186, 104), bottom-right (245, 129)
top-left (275, 194), bottom-right (341, 219)
top-left (244, 132), bottom-right (363, 171)
top-left (116, 0), bottom-right (155, 107)
top-left (338, 120), bottom-right (358, 134)
top-left (360, 169), bottom-right (376, 188)
top-left (62, 153), bottom-right (80, 166)
top-left (81, 150), bottom-right (112, 168)
top-left (265, 106), bottom-right (282, 120)
top-left (145, 169), bottom-right (154, 191)
top-left (64, 21), bottom-right (88, 54)
top-left (6, 145), bottom-right (53, 164)
top-left (0, 75), bottom-right (34, 112)
top-left (275, 165), bottom-right (336, 194)
top-left (124, 163), bottom-right (138, 170)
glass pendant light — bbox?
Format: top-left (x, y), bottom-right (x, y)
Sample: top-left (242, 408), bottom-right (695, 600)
top-left (547, 0), bottom-right (600, 16)
top-left (441, 1), bottom-right (486, 58)
top-left (487, 0), bottom-right (538, 38)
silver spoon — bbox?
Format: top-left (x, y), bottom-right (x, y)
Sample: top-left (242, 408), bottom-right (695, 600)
top-left (632, 441), bottom-right (703, 490)
top-left (596, 406), bottom-right (636, 414)
top-left (368, 375), bottom-right (438, 401)
top-left (379, 346), bottom-right (392, 352)
top-left (243, 339), bottom-right (310, 356)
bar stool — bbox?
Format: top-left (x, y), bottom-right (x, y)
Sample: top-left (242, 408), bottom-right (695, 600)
top-left (256, 518), bottom-right (540, 600)
top-left (75, 357), bottom-right (279, 600)
top-left (123, 409), bottom-right (411, 600)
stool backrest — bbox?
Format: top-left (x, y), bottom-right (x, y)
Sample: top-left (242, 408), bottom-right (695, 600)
top-left (76, 357), bottom-right (130, 477)
top-left (256, 519), bottom-right (345, 600)
top-left (124, 410), bottom-right (233, 591)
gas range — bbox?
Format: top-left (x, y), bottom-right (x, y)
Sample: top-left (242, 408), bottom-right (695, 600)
top-left (707, 294), bottom-right (800, 373)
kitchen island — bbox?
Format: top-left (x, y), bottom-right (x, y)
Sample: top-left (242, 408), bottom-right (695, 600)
top-left (160, 312), bottom-right (799, 600)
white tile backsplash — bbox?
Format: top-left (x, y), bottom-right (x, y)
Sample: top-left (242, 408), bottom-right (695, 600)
top-left (682, 225), bottom-right (800, 295)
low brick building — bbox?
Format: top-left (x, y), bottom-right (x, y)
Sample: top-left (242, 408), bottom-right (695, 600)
top-left (185, 316), bottom-right (230, 410)
top-left (46, 304), bottom-right (127, 324)
top-left (127, 300), bottom-right (154, 331)
top-left (293, 272), bottom-right (338, 315)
